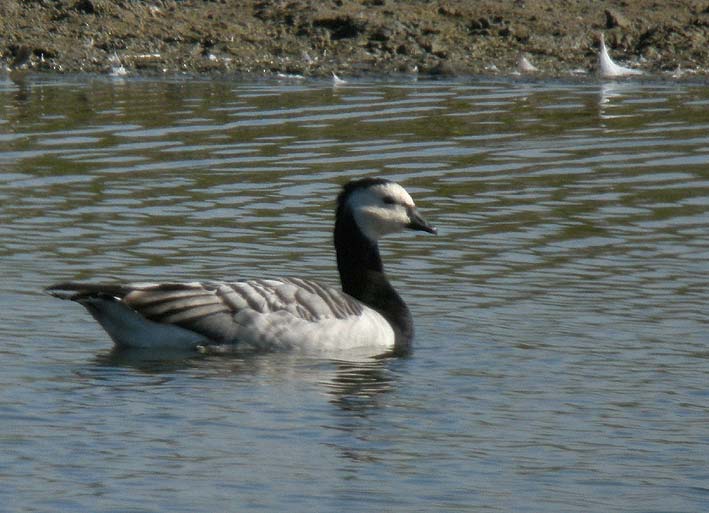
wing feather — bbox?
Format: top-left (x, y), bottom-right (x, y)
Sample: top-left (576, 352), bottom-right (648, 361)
top-left (130, 294), bottom-right (223, 318)
top-left (216, 284), bottom-right (250, 311)
top-left (158, 303), bottom-right (231, 324)
top-left (125, 288), bottom-right (214, 306)
top-left (228, 282), bottom-right (269, 312)
top-left (122, 278), bottom-right (366, 328)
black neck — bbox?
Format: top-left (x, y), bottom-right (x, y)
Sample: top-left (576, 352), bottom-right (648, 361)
top-left (334, 208), bottom-right (413, 353)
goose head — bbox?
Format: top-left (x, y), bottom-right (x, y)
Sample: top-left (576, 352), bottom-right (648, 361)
top-left (337, 178), bottom-right (437, 242)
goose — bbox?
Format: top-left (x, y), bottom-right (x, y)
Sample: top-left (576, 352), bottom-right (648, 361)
top-left (598, 33), bottom-right (642, 78)
top-left (47, 178), bottom-right (436, 356)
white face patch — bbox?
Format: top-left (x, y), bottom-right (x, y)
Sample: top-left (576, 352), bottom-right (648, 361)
top-left (347, 182), bottom-right (416, 241)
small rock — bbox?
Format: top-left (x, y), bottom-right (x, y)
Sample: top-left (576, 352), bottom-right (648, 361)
top-left (11, 45), bottom-right (33, 69)
top-left (512, 24), bottom-right (530, 42)
top-left (430, 38), bottom-right (448, 57)
top-left (0, 1), bottom-right (20, 17)
top-left (605, 9), bottom-right (631, 30)
top-left (313, 16), bottom-right (366, 40)
top-left (370, 26), bottom-right (392, 42)
top-left (438, 5), bottom-right (461, 17)
top-left (396, 42), bottom-right (421, 57)
top-left (422, 59), bottom-right (457, 76)
top-left (642, 45), bottom-right (659, 60)
top-left (470, 17), bottom-right (491, 31)
top-left (691, 12), bottom-right (709, 27)
top-left (74, 0), bottom-right (97, 15)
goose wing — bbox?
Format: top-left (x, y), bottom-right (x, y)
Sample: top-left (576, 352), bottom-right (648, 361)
top-left (48, 279), bottom-right (393, 351)
top-left (123, 278), bottom-right (366, 340)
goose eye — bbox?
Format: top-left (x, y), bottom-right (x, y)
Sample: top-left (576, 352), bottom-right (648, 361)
top-left (382, 195), bottom-right (396, 205)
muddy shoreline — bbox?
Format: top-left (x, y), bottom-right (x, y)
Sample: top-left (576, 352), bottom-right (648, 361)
top-left (2, 1), bottom-right (708, 79)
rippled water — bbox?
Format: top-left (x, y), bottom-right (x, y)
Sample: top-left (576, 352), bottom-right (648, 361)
top-left (1, 73), bottom-right (708, 512)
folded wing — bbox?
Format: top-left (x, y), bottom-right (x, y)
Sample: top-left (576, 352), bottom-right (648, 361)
top-left (48, 278), bottom-right (394, 352)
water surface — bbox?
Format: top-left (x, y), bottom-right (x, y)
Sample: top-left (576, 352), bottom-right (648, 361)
top-left (1, 74), bottom-right (708, 512)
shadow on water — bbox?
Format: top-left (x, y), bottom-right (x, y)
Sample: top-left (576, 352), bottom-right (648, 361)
top-left (91, 345), bottom-right (208, 373)
top-left (87, 344), bottom-right (399, 412)
top-left (319, 359), bottom-right (398, 413)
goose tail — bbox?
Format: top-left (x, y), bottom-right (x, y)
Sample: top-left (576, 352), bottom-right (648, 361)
top-left (46, 281), bottom-right (208, 349)
top-left (46, 282), bottom-right (129, 301)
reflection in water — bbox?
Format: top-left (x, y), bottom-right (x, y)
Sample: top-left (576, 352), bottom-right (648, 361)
top-left (321, 359), bottom-right (396, 413)
top-left (89, 346), bottom-right (397, 416)
top-left (92, 346), bottom-right (205, 374)
top-left (598, 81), bottom-right (642, 120)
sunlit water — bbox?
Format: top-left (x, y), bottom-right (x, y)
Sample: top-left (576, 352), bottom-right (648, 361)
top-left (1, 73), bottom-right (708, 512)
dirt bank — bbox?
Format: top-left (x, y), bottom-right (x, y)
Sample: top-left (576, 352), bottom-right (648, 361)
top-left (1, 0), bottom-right (708, 78)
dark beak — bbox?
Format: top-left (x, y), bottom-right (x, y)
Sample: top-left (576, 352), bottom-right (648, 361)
top-left (407, 207), bottom-right (437, 234)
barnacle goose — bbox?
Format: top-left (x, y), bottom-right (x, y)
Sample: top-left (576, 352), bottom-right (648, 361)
top-left (47, 178), bottom-right (436, 355)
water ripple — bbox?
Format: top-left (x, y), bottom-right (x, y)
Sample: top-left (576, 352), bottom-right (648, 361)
top-left (1, 76), bottom-right (708, 513)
